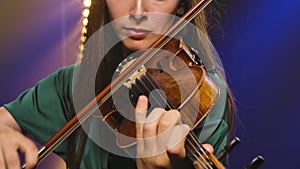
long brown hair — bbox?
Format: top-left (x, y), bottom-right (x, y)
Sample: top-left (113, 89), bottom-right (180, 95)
top-left (67, 0), bottom-right (236, 168)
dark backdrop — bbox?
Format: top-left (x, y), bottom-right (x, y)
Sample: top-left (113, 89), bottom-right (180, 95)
top-left (214, 0), bottom-right (300, 168)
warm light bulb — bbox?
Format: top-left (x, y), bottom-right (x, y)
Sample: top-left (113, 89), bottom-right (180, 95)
top-left (80, 0), bottom-right (92, 60)
top-left (83, 0), bottom-right (91, 7)
top-left (82, 27), bottom-right (87, 34)
top-left (82, 18), bottom-right (88, 26)
top-left (83, 9), bottom-right (90, 17)
top-left (81, 36), bottom-right (86, 42)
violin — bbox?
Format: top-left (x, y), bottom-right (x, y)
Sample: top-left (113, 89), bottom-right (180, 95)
top-left (22, 0), bottom-right (264, 168)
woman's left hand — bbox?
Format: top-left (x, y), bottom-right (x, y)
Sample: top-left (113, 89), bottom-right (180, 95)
top-left (135, 96), bottom-right (213, 169)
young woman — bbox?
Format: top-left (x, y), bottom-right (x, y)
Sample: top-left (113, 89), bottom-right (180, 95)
top-left (0, 0), bottom-right (235, 169)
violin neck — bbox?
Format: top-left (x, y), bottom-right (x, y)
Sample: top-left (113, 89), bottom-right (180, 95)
top-left (185, 132), bottom-right (225, 169)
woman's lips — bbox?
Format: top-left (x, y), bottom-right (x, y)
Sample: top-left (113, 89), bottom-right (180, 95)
top-left (125, 28), bottom-right (151, 40)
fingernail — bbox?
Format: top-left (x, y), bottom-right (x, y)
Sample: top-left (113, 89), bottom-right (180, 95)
top-left (137, 95), bottom-right (147, 106)
top-left (182, 124), bottom-right (191, 132)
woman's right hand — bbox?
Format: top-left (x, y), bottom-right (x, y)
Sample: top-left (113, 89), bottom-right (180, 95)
top-left (0, 107), bottom-right (38, 169)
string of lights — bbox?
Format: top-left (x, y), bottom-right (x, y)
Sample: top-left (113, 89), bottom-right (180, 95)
top-left (79, 0), bottom-right (91, 59)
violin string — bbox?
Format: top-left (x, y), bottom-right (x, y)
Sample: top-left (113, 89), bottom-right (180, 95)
top-left (135, 73), bottom-right (214, 168)
top-left (140, 72), bottom-right (213, 168)
top-left (141, 74), bottom-right (171, 107)
top-left (185, 121), bottom-right (213, 168)
top-left (188, 132), bottom-right (212, 162)
top-left (186, 132), bottom-right (213, 169)
top-left (141, 73), bottom-right (174, 110)
top-left (190, 124), bottom-right (216, 167)
top-left (137, 74), bottom-right (211, 168)
top-left (147, 71), bottom-right (177, 103)
top-left (185, 136), bottom-right (207, 168)
top-left (89, 64), bottom-right (216, 168)
top-left (129, 74), bottom-right (166, 111)
top-left (185, 140), bottom-right (209, 169)
top-left (143, 71), bottom-right (213, 157)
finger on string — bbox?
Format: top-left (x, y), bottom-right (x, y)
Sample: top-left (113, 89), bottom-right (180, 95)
top-left (135, 95), bottom-right (148, 136)
top-left (154, 110), bottom-right (183, 157)
top-left (135, 95), bottom-right (148, 155)
top-left (157, 110), bottom-right (181, 134)
top-left (142, 107), bottom-right (164, 156)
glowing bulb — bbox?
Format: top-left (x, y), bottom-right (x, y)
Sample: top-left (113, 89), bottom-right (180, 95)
top-left (81, 36), bottom-right (86, 42)
top-left (82, 27), bottom-right (87, 34)
top-left (83, 9), bottom-right (90, 17)
top-left (83, 18), bottom-right (88, 26)
top-left (83, 0), bottom-right (91, 7)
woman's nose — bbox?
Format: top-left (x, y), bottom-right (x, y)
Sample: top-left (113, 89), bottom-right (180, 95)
top-left (129, 0), bottom-right (148, 24)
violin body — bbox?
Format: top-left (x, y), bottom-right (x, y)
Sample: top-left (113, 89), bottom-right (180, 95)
top-left (98, 37), bottom-right (220, 147)
top-left (96, 37), bottom-right (223, 169)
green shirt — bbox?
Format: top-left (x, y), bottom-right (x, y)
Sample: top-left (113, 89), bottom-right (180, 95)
top-left (4, 65), bottom-right (229, 169)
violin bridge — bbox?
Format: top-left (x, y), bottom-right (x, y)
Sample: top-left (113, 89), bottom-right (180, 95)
top-left (123, 64), bottom-right (147, 88)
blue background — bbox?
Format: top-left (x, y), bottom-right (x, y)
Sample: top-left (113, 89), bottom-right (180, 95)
top-left (0, 0), bottom-right (299, 168)
top-left (214, 0), bottom-right (300, 168)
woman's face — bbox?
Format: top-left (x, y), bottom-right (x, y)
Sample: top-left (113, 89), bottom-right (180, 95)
top-left (106, 0), bottom-right (181, 51)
